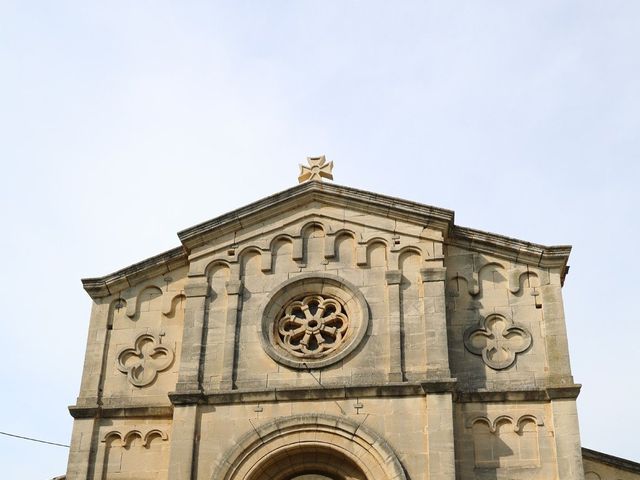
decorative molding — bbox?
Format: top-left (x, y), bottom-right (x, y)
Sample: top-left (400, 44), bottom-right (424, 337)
top-left (102, 428), bottom-right (169, 447)
top-left (162, 292), bottom-right (187, 317)
top-left (116, 333), bottom-right (174, 387)
top-left (171, 380), bottom-right (456, 405)
top-left (468, 414), bottom-right (543, 469)
top-left (446, 260), bottom-right (546, 310)
top-left (125, 285), bottom-right (163, 319)
top-left (189, 219), bottom-right (439, 277)
top-left (187, 215), bottom-right (437, 275)
top-left (455, 385), bottom-right (581, 403)
top-left (508, 268), bottom-right (540, 294)
top-left (95, 427), bottom-right (170, 480)
top-left (68, 405), bottom-right (173, 419)
top-left (81, 246), bottom-right (187, 299)
top-left (464, 314), bottom-right (532, 370)
top-left (449, 225), bottom-right (571, 270)
top-left (67, 384), bottom-right (581, 415)
top-left (466, 414), bottom-right (544, 432)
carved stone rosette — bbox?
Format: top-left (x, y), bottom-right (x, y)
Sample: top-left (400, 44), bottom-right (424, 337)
top-left (276, 294), bottom-right (349, 358)
top-left (260, 273), bottom-right (369, 370)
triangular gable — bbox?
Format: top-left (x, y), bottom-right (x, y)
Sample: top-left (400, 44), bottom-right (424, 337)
top-left (177, 181), bottom-right (454, 250)
top-left (81, 181), bottom-right (570, 298)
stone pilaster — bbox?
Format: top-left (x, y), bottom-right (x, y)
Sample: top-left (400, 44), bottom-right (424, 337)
top-left (541, 281), bottom-right (574, 385)
top-left (76, 301), bottom-right (110, 406)
top-left (220, 279), bottom-right (243, 390)
top-left (421, 267), bottom-right (450, 377)
top-left (167, 405), bottom-right (199, 480)
top-left (552, 399), bottom-right (585, 479)
top-left (426, 393), bottom-right (456, 480)
top-left (65, 418), bottom-right (96, 480)
top-left (175, 276), bottom-right (209, 393)
top-left (386, 270), bottom-right (403, 382)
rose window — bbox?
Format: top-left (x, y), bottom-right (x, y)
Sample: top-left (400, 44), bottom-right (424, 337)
top-left (276, 295), bottom-right (349, 358)
top-left (260, 274), bottom-right (369, 369)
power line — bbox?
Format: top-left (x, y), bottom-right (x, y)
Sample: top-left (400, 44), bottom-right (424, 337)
top-left (0, 431), bottom-right (69, 448)
top-left (302, 362), bottom-right (346, 415)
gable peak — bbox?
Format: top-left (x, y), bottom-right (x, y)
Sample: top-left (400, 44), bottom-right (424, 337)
top-left (298, 155), bottom-right (334, 183)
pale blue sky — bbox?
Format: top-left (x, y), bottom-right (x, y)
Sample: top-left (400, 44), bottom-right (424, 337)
top-left (1, 1), bottom-right (639, 478)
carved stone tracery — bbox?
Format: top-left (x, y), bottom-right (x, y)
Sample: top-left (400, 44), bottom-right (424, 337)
top-left (464, 314), bottom-right (532, 370)
top-left (260, 274), bottom-right (369, 370)
top-left (116, 333), bottom-right (174, 387)
top-left (277, 295), bottom-right (349, 358)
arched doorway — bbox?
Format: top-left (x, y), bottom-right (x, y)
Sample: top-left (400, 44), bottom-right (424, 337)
top-left (247, 444), bottom-right (367, 480)
top-left (212, 414), bottom-right (406, 480)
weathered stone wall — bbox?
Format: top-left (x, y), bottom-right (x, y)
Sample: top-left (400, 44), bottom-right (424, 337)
top-left (67, 268), bottom-right (186, 479)
top-left (180, 203), bottom-right (446, 392)
top-left (74, 267), bottom-right (187, 408)
top-left (444, 243), bottom-right (582, 479)
top-left (66, 182), bottom-right (590, 480)
top-left (454, 401), bottom-right (557, 479)
top-left (445, 246), bottom-right (572, 390)
top-left (197, 397), bottom-right (432, 480)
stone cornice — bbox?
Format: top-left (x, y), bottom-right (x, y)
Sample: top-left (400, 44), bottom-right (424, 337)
top-left (177, 181), bottom-right (456, 251)
top-left (169, 380), bottom-right (458, 406)
top-left (450, 225), bottom-right (571, 275)
top-left (81, 246), bottom-right (188, 299)
top-left (68, 405), bottom-right (173, 419)
top-left (166, 382), bottom-right (580, 406)
top-left (68, 384), bottom-right (581, 417)
top-left (583, 447), bottom-right (640, 473)
top-left (454, 384), bottom-right (581, 402)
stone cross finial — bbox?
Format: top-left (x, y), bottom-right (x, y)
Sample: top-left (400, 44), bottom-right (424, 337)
top-left (298, 156), bottom-right (334, 183)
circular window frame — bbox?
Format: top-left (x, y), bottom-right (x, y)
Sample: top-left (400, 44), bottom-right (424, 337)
top-left (260, 273), bottom-right (369, 369)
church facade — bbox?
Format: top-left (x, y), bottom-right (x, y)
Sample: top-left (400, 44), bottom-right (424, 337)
top-left (65, 159), bottom-right (639, 479)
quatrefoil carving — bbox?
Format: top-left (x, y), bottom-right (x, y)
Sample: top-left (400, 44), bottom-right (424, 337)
top-left (277, 295), bottom-right (349, 358)
top-left (117, 333), bottom-right (174, 387)
top-left (464, 314), bottom-right (532, 370)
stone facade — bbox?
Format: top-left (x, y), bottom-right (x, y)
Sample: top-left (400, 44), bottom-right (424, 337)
top-left (65, 172), bottom-right (638, 479)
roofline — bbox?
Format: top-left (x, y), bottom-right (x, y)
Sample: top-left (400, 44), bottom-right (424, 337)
top-left (450, 225), bottom-right (572, 271)
top-left (81, 181), bottom-right (572, 299)
top-left (583, 447), bottom-right (640, 473)
top-left (177, 181), bottom-right (455, 250)
top-left (81, 246), bottom-right (188, 298)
